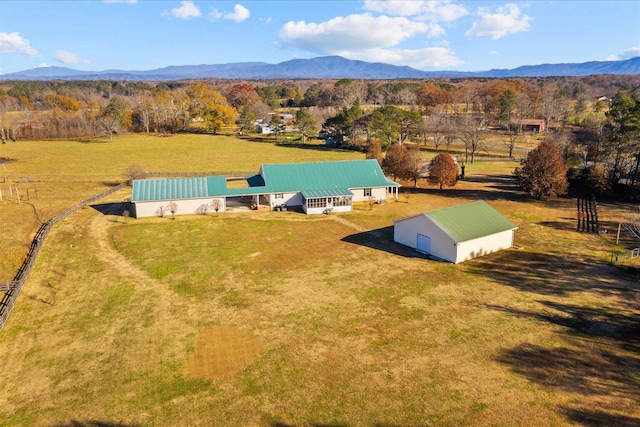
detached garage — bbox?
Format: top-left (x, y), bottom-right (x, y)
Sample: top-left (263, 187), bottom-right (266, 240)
top-left (393, 201), bottom-right (518, 264)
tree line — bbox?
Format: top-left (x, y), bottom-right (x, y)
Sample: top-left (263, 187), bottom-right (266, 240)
top-left (1, 74), bottom-right (639, 199)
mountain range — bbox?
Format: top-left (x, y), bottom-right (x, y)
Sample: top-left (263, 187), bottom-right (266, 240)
top-left (2, 56), bottom-right (639, 81)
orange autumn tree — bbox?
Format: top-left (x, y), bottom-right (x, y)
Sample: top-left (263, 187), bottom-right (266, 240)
top-left (186, 82), bottom-right (237, 134)
top-left (514, 140), bottom-right (569, 199)
top-left (428, 153), bottom-right (458, 190)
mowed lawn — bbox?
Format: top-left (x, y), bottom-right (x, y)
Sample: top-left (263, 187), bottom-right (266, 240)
top-left (0, 135), bottom-right (639, 426)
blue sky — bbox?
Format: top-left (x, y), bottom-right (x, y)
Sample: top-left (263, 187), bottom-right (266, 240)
top-left (1, 0), bottom-right (639, 75)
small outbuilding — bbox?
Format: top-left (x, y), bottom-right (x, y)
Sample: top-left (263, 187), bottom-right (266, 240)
top-left (393, 201), bottom-right (518, 264)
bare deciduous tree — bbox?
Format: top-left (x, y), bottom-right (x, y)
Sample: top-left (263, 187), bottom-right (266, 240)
top-left (459, 116), bottom-right (487, 163)
top-left (168, 201), bottom-right (178, 219)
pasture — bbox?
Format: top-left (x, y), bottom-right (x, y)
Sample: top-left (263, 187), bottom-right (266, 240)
top-left (0, 134), bottom-right (638, 426)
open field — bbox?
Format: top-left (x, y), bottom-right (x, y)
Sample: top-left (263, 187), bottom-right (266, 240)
top-left (0, 134), bottom-right (638, 426)
top-left (0, 134), bottom-right (362, 279)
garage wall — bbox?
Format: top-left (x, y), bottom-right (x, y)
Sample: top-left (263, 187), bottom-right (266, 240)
top-left (394, 215), bottom-right (426, 248)
top-left (134, 198), bottom-right (224, 218)
top-left (454, 229), bottom-right (515, 263)
top-left (424, 221), bottom-right (458, 263)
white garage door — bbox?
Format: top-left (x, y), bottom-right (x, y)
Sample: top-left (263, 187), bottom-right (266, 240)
top-left (416, 233), bottom-right (431, 254)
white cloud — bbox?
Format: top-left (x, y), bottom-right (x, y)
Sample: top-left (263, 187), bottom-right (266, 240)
top-left (170, 1), bottom-right (201, 19)
top-left (363, 0), bottom-right (468, 22)
top-left (280, 13), bottom-right (437, 53)
top-left (466, 4), bottom-right (532, 40)
top-left (55, 50), bottom-right (91, 65)
top-left (225, 4), bottom-right (250, 22)
top-left (0, 32), bottom-right (38, 57)
top-left (37, 63), bottom-right (49, 68)
top-left (209, 9), bottom-right (223, 20)
top-left (343, 46), bottom-right (463, 69)
top-left (608, 47), bottom-right (640, 60)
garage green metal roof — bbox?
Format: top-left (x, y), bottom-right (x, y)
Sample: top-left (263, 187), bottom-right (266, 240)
top-left (426, 201), bottom-right (517, 243)
top-left (395, 201), bottom-right (518, 243)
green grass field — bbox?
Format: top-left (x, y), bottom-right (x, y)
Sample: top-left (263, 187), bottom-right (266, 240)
top-left (0, 133), bottom-right (638, 426)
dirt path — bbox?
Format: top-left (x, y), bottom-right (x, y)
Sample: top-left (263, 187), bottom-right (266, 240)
top-left (88, 214), bottom-right (158, 289)
top-left (328, 214), bottom-right (368, 232)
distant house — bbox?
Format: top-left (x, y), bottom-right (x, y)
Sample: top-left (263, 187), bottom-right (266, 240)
top-left (131, 159), bottom-right (400, 218)
top-left (393, 201), bottom-right (518, 264)
top-left (256, 113), bottom-right (295, 134)
top-left (256, 123), bottom-right (273, 134)
top-left (512, 119), bottom-right (546, 132)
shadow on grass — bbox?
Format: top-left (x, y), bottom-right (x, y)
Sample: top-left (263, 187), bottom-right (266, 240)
top-left (272, 423), bottom-right (349, 427)
top-left (400, 184), bottom-right (534, 203)
top-left (486, 300), bottom-right (640, 352)
top-left (91, 202), bottom-right (134, 217)
top-left (52, 421), bottom-right (139, 427)
top-left (341, 226), bottom-right (428, 259)
top-left (495, 342), bottom-right (640, 426)
top-left (561, 408), bottom-right (640, 427)
top-left (496, 343), bottom-right (639, 397)
top-left (243, 136), bottom-right (354, 152)
top-left (462, 173), bottom-right (519, 191)
top-left (465, 249), bottom-right (635, 297)
top-left (539, 220), bottom-right (581, 232)
top-left (472, 245), bottom-right (640, 424)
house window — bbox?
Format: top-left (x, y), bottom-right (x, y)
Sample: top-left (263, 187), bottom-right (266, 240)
top-left (364, 188), bottom-right (372, 197)
top-left (275, 193), bottom-right (283, 199)
top-left (306, 198), bottom-right (327, 209)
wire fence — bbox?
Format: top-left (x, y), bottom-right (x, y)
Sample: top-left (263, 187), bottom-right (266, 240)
top-left (0, 182), bottom-right (127, 331)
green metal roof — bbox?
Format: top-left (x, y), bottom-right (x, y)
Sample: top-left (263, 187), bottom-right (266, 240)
top-left (397, 201), bottom-right (518, 243)
top-left (301, 188), bottom-right (353, 198)
top-left (259, 159), bottom-right (398, 193)
top-left (132, 160), bottom-right (399, 202)
top-left (132, 177), bottom-right (209, 201)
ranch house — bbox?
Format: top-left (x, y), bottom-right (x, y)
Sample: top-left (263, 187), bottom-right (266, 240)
top-left (132, 159), bottom-right (400, 218)
top-left (393, 201), bottom-right (518, 264)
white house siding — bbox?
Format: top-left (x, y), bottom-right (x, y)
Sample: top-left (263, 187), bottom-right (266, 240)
top-left (267, 192), bottom-right (300, 209)
top-left (453, 229), bottom-right (515, 264)
top-left (134, 198), bottom-right (224, 218)
top-left (351, 187), bottom-right (387, 202)
top-left (304, 204), bottom-right (352, 215)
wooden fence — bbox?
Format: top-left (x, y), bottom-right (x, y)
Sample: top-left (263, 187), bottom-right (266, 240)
top-left (577, 195), bottom-right (599, 234)
top-left (0, 182), bottom-right (127, 331)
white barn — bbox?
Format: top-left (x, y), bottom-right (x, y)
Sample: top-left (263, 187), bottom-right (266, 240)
top-left (393, 201), bottom-right (518, 264)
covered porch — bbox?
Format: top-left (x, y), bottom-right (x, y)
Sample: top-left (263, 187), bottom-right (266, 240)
top-left (301, 188), bottom-right (353, 215)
